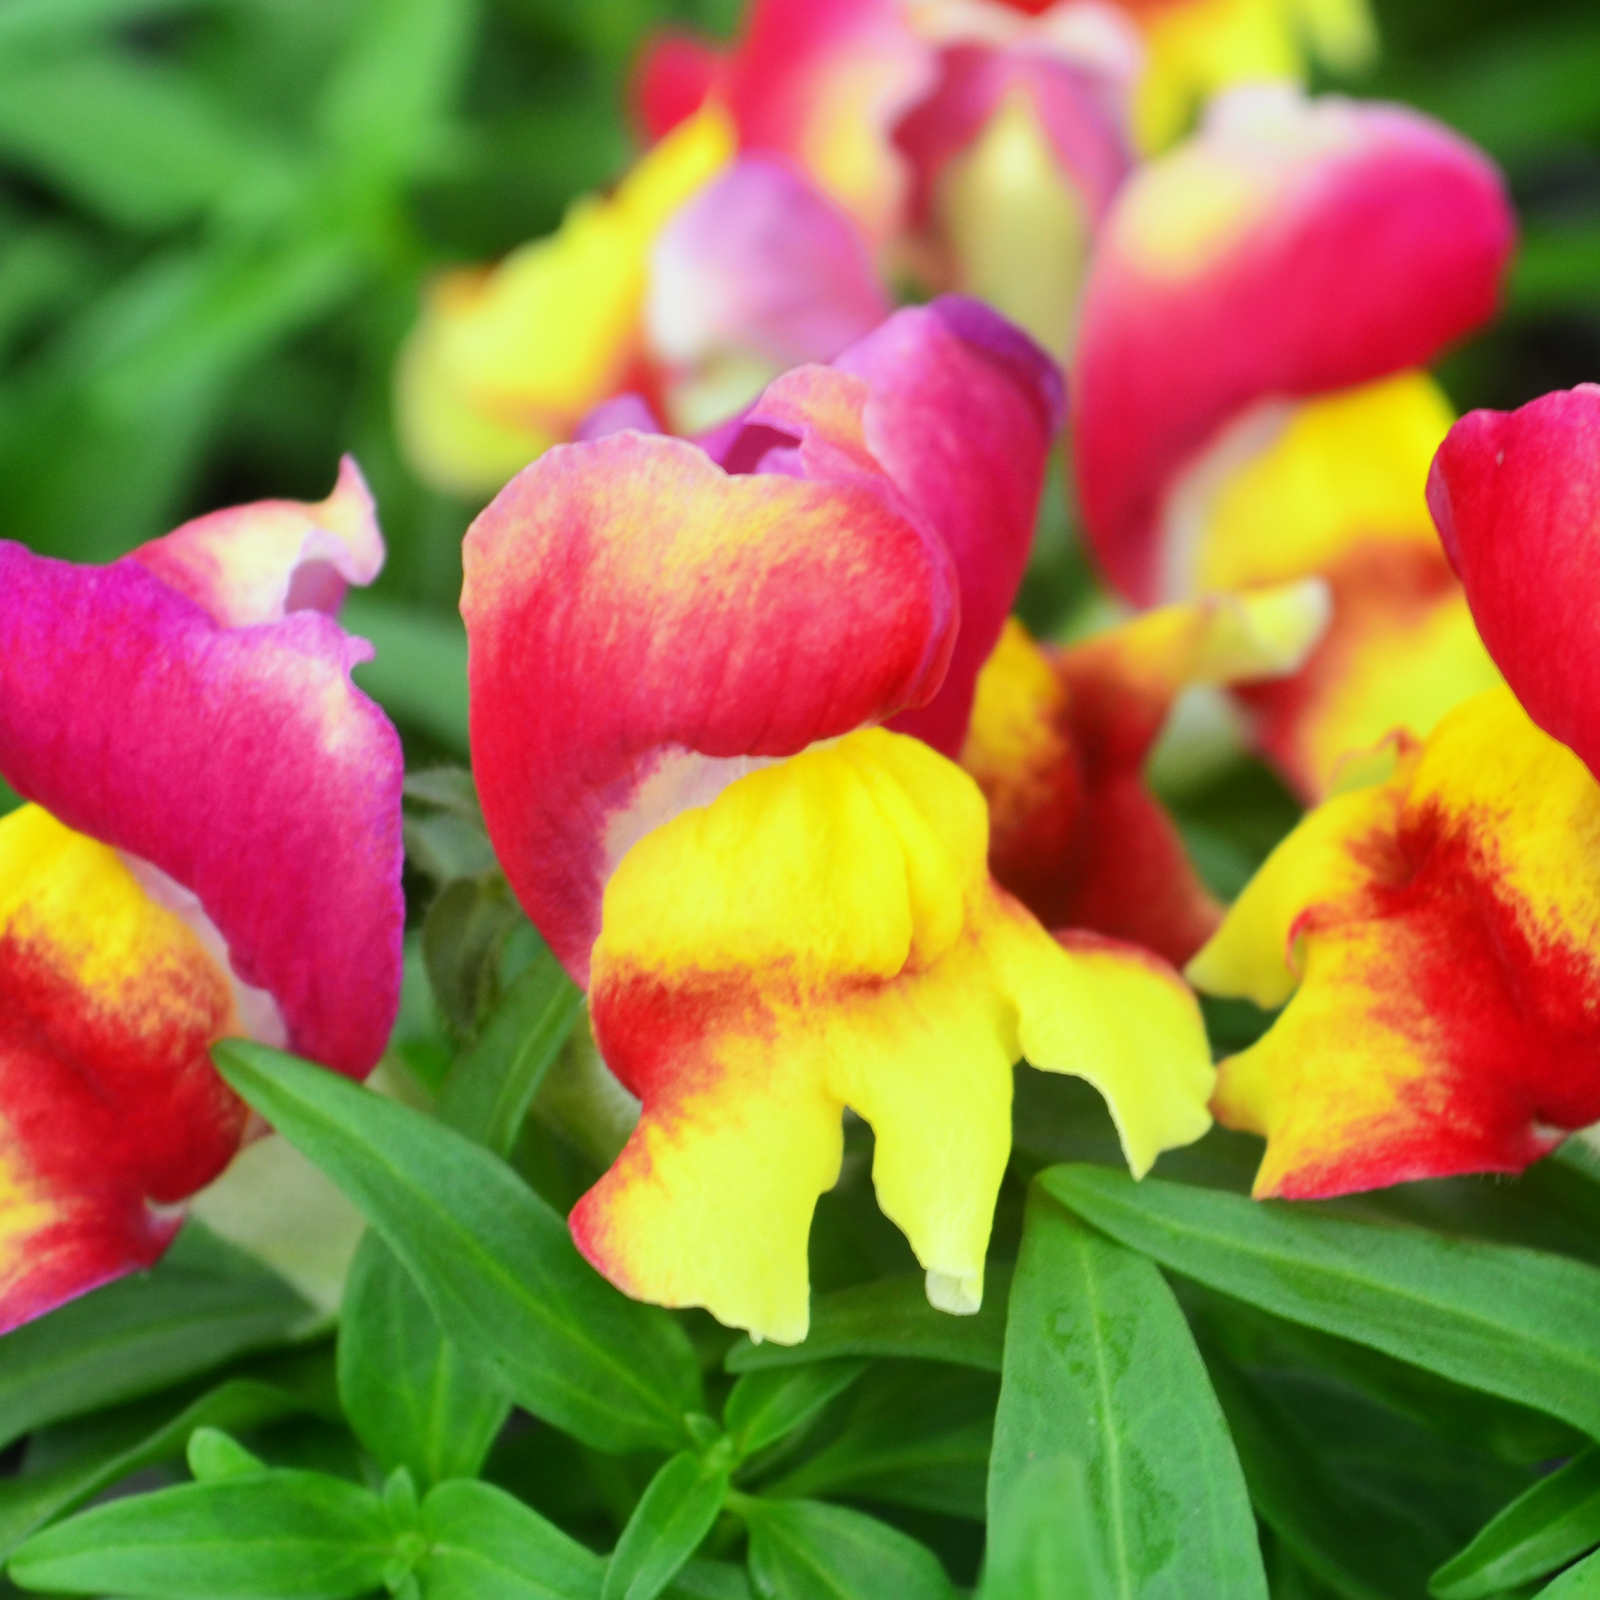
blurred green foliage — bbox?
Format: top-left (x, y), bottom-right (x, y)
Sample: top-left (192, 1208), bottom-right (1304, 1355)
top-left (0, 0), bottom-right (1594, 620)
top-left (0, 0), bottom-right (738, 603)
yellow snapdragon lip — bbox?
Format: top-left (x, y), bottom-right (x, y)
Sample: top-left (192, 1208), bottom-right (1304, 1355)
top-left (1190, 687), bottom-right (1600, 1200)
top-left (572, 727), bottom-right (1215, 1344)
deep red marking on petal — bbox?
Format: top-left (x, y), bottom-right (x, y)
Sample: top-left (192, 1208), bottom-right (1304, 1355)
top-left (981, 634), bottom-right (1220, 967)
top-left (1266, 800), bottom-right (1600, 1197)
top-left (0, 932), bottom-right (245, 1330)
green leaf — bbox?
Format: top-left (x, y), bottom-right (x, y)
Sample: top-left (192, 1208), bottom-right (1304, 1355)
top-left (337, 1234), bottom-right (512, 1489)
top-left (215, 1040), bottom-right (702, 1454)
top-left (990, 1192), bottom-right (1265, 1600)
top-left (0, 1378), bottom-right (308, 1561)
top-left (8, 1470), bottom-right (393, 1597)
top-left (436, 945), bottom-right (585, 1157)
top-left (757, 1364), bottom-right (994, 1521)
top-left (1043, 1166), bottom-right (1600, 1436)
top-left (666, 1561), bottom-right (752, 1600)
top-left (1539, 1545), bottom-right (1600, 1596)
top-left (980, 1457), bottom-right (1109, 1600)
top-left (0, 1223), bottom-right (313, 1451)
top-left (603, 1452), bottom-right (730, 1600)
top-left (0, 52), bottom-right (277, 231)
top-left (317, 0), bottom-right (476, 184)
top-left (1431, 1448), bottom-right (1600, 1599)
top-left (418, 1479), bottom-right (604, 1600)
top-left (724, 1363), bottom-right (868, 1462)
top-left (1191, 1288), bottom-right (1582, 1468)
top-left (725, 1271), bottom-right (1009, 1375)
top-left (1199, 1339), bottom-right (1526, 1600)
top-left (344, 596), bottom-right (468, 753)
top-left (740, 1498), bottom-right (953, 1600)
top-left (421, 873), bottom-right (522, 1039)
top-left (186, 1428), bottom-right (267, 1482)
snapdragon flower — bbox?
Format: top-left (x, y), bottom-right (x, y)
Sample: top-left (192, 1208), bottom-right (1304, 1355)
top-left (1190, 387), bottom-right (1600, 1196)
top-left (1073, 86), bottom-right (1515, 798)
top-left (462, 299), bottom-right (1215, 1342)
top-left (0, 464), bottom-right (404, 1328)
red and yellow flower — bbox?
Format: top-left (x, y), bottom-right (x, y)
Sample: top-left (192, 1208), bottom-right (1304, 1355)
top-left (397, 106), bottom-right (892, 496)
top-left (1190, 387), bottom-right (1600, 1197)
top-left (1073, 86), bottom-right (1516, 798)
top-left (0, 462), bottom-right (404, 1328)
top-left (463, 299), bottom-right (1216, 1342)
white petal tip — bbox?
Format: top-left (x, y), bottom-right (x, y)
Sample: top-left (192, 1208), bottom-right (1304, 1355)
top-left (925, 1269), bottom-right (983, 1316)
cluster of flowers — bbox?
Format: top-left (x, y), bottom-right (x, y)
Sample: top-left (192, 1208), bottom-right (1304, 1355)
top-left (6, 0), bottom-right (1600, 1352)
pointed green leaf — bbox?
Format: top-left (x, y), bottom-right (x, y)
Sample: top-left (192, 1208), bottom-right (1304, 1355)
top-left (0, 1378), bottom-right (308, 1560)
top-left (8, 1471), bottom-right (392, 1597)
top-left (215, 1040), bottom-right (701, 1454)
top-left (435, 945), bottom-right (584, 1157)
top-left (1043, 1166), bottom-right (1600, 1435)
top-left (186, 1428), bottom-right (267, 1482)
top-left (758, 1365), bottom-right (994, 1521)
top-left (603, 1452), bottom-right (729, 1600)
top-left (724, 1363), bottom-right (868, 1461)
top-left (666, 1560), bottom-right (751, 1600)
top-left (0, 1223), bottom-right (312, 1451)
top-left (1200, 1338), bottom-right (1520, 1600)
top-left (990, 1191), bottom-right (1265, 1600)
top-left (419, 1479), bottom-right (604, 1600)
top-left (741, 1498), bottom-right (952, 1600)
top-left (1538, 1545), bottom-right (1600, 1596)
top-left (1431, 1448), bottom-right (1600, 1599)
top-left (725, 1271), bottom-right (1009, 1375)
top-left (338, 1233), bottom-right (512, 1489)
top-left (981, 1457), bottom-right (1110, 1600)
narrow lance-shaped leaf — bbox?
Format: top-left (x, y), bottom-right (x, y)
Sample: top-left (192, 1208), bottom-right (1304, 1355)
top-left (216, 1040), bottom-right (701, 1455)
top-left (0, 1223), bottom-right (313, 1452)
top-left (1043, 1166), bottom-right (1600, 1437)
top-left (1431, 1447), bottom-right (1600, 1600)
top-left (1198, 1333), bottom-right (1458, 1600)
top-left (338, 1235), bottom-right (511, 1490)
top-left (723, 1363), bottom-right (869, 1462)
top-left (981, 1457), bottom-right (1110, 1600)
top-left (1537, 1544), bottom-right (1600, 1597)
top-left (418, 1479), bottom-right (604, 1600)
top-left (739, 1497), bottom-right (954, 1600)
top-left (990, 1190), bottom-right (1266, 1600)
top-left (602, 1451), bottom-right (730, 1600)
top-left (724, 1271), bottom-right (1010, 1375)
top-left (757, 1364), bottom-right (995, 1522)
top-left (8, 1469), bottom-right (395, 1598)
top-left (340, 944), bottom-right (578, 1483)
top-left (435, 944), bottom-right (584, 1157)
top-left (0, 1377), bottom-right (310, 1562)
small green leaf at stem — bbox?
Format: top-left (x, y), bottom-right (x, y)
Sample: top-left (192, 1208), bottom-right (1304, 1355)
top-left (418, 1478), bottom-right (605, 1599)
top-left (435, 946), bottom-right (584, 1158)
top-left (1431, 1447), bottom-right (1600, 1599)
top-left (0, 1377), bottom-right (309, 1561)
top-left (216, 1039), bottom-right (702, 1456)
top-left (337, 1233), bottom-right (511, 1490)
top-left (185, 1427), bottom-right (266, 1481)
top-left (723, 1363), bottom-right (868, 1462)
top-left (0, 1223), bottom-right (313, 1451)
top-left (602, 1451), bottom-right (729, 1600)
top-left (8, 1469), bottom-right (393, 1597)
top-left (739, 1497), bottom-right (953, 1600)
